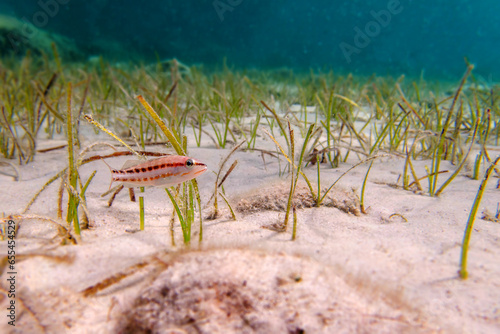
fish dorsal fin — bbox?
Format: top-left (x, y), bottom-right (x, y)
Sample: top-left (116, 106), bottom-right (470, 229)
top-left (121, 159), bottom-right (145, 169)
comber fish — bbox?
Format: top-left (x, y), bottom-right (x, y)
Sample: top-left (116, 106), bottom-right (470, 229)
top-left (104, 155), bottom-right (207, 188)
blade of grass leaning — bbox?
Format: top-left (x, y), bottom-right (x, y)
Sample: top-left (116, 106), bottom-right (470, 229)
top-left (287, 124), bottom-right (315, 235)
top-left (435, 117), bottom-right (480, 196)
top-left (218, 160), bottom-right (238, 188)
top-left (65, 82), bottom-right (80, 236)
top-left (316, 92), bottom-right (334, 166)
top-left (459, 155), bottom-right (500, 279)
top-left (57, 179), bottom-right (64, 219)
top-left (316, 152), bottom-right (321, 206)
top-left (51, 42), bottom-right (65, 84)
top-left (64, 182), bottom-right (92, 231)
top-left (139, 195), bottom-right (145, 230)
top-left (396, 84), bottom-right (425, 126)
top-left (23, 168), bottom-right (67, 213)
top-left (430, 65), bottom-right (474, 195)
top-left (291, 204), bottom-right (298, 241)
top-left (83, 115), bottom-right (142, 159)
top-left (472, 152), bottom-right (482, 180)
top-left (261, 100), bottom-right (290, 152)
top-left (187, 181), bottom-right (194, 238)
top-left (370, 122), bottom-right (391, 155)
top-left (0, 161), bottom-right (20, 181)
top-left (402, 133), bottom-right (429, 192)
top-left (0, 106), bottom-right (26, 164)
top-left (360, 161), bottom-right (374, 214)
top-left (207, 141), bottom-right (245, 218)
top-left (81, 170), bottom-right (97, 196)
top-left (407, 153), bottom-right (423, 191)
top-left (283, 122), bottom-right (295, 231)
top-left (165, 187), bottom-right (189, 244)
top-left (333, 93), bottom-right (360, 108)
top-left (170, 210), bottom-right (177, 247)
top-left (78, 170), bottom-right (97, 230)
top-left (33, 85), bottom-right (64, 122)
top-left (286, 124), bottom-right (315, 228)
top-left (219, 191), bottom-right (237, 220)
top-left (190, 179), bottom-right (203, 244)
top-left (262, 128), bottom-right (316, 201)
top-left (403, 147), bottom-right (411, 190)
top-left (319, 155), bottom-right (382, 205)
top-left (137, 95), bottom-right (185, 156)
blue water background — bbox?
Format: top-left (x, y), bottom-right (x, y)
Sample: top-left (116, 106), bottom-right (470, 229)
top-left (1, 0), bottom-right (499, 80)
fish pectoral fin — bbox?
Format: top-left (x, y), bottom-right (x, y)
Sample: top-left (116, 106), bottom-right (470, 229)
top-left (101, 159), bottom-right (115, 191)
top-left (101, 158), bottom-right (114, 171)
top-left (108, 176), bottom-right (114, 191)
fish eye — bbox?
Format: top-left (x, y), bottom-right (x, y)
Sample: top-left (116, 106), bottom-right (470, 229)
top-left (186, 159), bottom-right (194, 168)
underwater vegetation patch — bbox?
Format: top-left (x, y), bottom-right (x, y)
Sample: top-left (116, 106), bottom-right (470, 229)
top-left (0, 51), bottom-right (498, 278)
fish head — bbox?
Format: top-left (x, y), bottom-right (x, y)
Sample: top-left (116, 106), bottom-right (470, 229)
top-left (183, 156), bottom-right (208, 178)
top-left (156, 155), bottom-right (207, 186)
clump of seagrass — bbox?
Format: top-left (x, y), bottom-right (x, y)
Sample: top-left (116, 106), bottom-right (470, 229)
top-left (205, 140), bottom-right (245, 220)
top-left (236, 181), bottom-right (361, 216)
top-left (118, 248), bottom-right (431, 333)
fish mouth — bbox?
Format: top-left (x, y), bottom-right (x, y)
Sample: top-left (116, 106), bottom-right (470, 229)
top-left (194, 163), bottom-right (208, 175)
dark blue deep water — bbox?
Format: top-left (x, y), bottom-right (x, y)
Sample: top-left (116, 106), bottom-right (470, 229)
top-left (1, 0), bottom-right (499, 80)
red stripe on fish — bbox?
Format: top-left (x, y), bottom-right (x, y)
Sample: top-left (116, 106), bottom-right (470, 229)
top-left (108, 155), bottom-right (207, 187)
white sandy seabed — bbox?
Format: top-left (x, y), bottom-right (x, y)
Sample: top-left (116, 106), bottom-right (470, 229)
top-left (0, 122), bottom-right (499, 333)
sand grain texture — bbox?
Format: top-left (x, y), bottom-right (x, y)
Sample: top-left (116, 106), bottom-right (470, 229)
top-left (0, 133), bottom-right (499, 333)
top-left (121, 249), bottom-right (432, 334)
